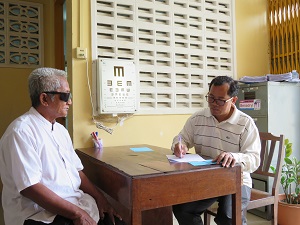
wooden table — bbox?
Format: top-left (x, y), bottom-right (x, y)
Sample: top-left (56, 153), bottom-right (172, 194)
top-left (76, 145), bottom-right (241, 225)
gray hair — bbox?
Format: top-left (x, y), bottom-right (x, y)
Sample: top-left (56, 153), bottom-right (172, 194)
top-left (28, 67), bottom-right (67, 107)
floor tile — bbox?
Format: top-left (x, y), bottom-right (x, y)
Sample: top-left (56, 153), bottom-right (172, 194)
top-left (172, 212), bottom-right (272, 225)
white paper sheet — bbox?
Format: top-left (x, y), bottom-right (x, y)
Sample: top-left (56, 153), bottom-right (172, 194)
top-left (166, 154), bottom-right (205, 163)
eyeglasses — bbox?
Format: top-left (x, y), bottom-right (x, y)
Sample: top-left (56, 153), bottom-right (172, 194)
top-left (44, 91), bottom-right (72, 102)
top-left (205, 95), bottom-right (233, 106)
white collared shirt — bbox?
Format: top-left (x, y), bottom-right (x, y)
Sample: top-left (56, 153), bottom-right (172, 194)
top-left (0, 107), bottom-right (99, 225)
top-left (171, 105), bottom-right (261, 188)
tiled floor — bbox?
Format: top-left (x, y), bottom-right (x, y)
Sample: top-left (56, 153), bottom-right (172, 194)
top-left (246, 213), bottom-right (271, 225)
top-left (173, 212), bottom-right (272, 225)
top-left (0, 199), bottom-right (271, 225)
top-left (0, 211), bottom-right (271, 225)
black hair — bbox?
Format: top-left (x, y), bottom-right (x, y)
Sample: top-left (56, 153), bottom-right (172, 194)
top-left (209, 76), bottom-right (239, 97)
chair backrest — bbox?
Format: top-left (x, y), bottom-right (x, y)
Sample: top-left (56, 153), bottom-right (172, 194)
top-left (254, 132), bottom-right (285, 197)
top-left (203, 132), bottom-right (285, 225)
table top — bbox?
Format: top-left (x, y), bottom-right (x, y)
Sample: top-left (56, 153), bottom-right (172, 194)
top-left (76, 144), bottom-right (222, 177)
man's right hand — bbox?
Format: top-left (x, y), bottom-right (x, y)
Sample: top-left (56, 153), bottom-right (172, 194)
top-left (73, 209), bottom-right (97, 225)
top-left (21, 183), bottom-right (98, 225)
top-left (174, 143), bottom-right (188, 158)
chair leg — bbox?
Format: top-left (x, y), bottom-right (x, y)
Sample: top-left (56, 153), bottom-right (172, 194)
top-left (203, 210), bottom-right (211, 225)
top-left (266, 205), bottom-right (272, 220)
top-left (273, 203), bottom-right (278, 225)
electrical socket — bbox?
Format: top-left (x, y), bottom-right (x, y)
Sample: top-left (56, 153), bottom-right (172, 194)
top-left (76, 47), bottom-right (87, 59)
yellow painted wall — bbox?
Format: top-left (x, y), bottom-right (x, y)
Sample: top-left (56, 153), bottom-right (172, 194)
top-left (235, 0), bottom-right (270, 76)
top-left (0, 0), bottom-right (270, 147)
top-left (67, 0), bottom-right (188, 149)
top-left (0, 1), bottom-right (269, 223)
top-left (0, 0), bottom-right (55, 137)
top-left (69, 0), bottom-right (270, 149)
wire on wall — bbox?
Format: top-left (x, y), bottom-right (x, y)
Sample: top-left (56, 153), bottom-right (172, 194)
top-left (84, 58), bottom-right (133, 134)
top-left (79, 0), bottom-right (82, 47)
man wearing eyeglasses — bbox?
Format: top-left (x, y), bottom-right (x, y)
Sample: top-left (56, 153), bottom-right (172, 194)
top-left (171, 76), bottom-right (261, 225)
top-left (0, 68), bottom-right (125, 225)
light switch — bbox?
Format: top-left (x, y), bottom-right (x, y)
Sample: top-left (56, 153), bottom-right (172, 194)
top-left (76, 47), bottom-right (87, 59)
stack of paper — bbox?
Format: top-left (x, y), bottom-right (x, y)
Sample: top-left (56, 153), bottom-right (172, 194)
top-left (239, 76), bottom-right (268, 83)
top-left (267, 72), bottom-right (292, 81)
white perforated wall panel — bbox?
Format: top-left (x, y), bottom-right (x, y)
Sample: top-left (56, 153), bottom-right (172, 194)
top-left (91, 0), bottom-right (235, 114)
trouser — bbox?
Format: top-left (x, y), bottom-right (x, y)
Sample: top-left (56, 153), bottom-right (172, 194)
top-left (173, 185), bottom-right (251, 225)
top-left (24, 213), bottom-right (126, 225)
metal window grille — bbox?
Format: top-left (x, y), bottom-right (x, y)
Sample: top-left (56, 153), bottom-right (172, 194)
top-left (268, 0), bottom-right (300, 74)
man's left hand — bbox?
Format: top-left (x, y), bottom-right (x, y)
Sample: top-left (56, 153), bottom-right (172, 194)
top-left (213, 152), bottom-right (236, 167)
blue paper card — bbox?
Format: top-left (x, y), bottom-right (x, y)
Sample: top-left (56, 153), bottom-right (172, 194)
top-left (130, 147), bottom-right (154, 152)
top-left (189, 159), bottom-right (217, 166)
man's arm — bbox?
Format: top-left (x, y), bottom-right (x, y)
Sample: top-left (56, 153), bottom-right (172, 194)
top-left (230, 126), bottom-right (261, 173)
top-left (20, 183), bottom-right (97, 225)
top-left (171, 112), bottom-right (197, 156)
top-left (213, 123), bottom-right (260, 169)
top-left (78, 171), bottom-right (122, 224)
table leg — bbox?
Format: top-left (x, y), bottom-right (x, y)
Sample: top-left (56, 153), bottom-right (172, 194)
top-left (142, 207), bottom-right (173, 225)
top-left (232, 189), bottom-right (242, 225)
top-left (132, 211), bottom-right (142, 225)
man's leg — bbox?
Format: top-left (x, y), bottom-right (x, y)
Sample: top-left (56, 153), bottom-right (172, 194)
top-left (24, 215), bottom-right (73, 225)
top-left (98, 213), bottom-right (126, 225)
top-left (24, 214), bottom-right (126, 225)
top-left (214, 185), bottom-right (251, 225)
top-left (173, 197), bottom-right (217, 225)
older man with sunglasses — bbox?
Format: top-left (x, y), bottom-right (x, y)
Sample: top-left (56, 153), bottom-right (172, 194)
top-left (171, 76), bottom-right (261, 225)
top-left (0, 68), bottom-right (124, 225)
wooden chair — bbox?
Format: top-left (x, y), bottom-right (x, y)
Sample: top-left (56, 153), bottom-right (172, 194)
top-left (203, 132), bottom-right (285, 225)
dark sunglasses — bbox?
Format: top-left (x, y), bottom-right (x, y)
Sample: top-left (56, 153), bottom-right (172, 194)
top-left (44, 91), bottom-right (72, 102)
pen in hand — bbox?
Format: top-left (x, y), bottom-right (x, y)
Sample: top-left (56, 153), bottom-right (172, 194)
top-left (178, 135), bottom-right (183, 158)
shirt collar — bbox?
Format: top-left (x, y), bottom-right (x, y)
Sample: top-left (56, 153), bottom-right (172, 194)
top-left (29, 107), bottom-right (56, 131)
top-left (226, 105), bottom-right (240, 124)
